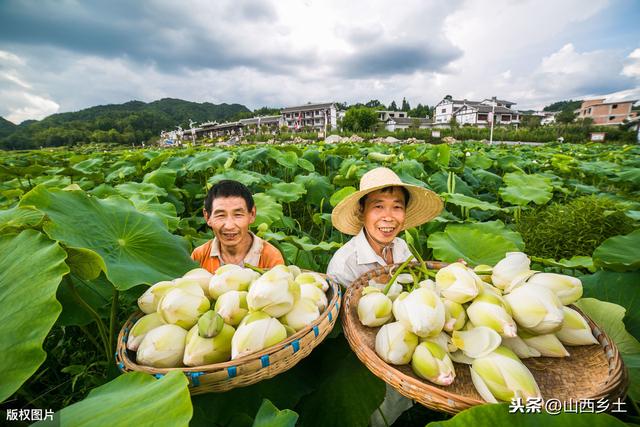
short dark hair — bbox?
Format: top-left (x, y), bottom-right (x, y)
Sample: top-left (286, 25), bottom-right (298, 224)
top-left (204, 180), bottom-right (255, 213)
top-left (358, 186), bottom-right (410, 211)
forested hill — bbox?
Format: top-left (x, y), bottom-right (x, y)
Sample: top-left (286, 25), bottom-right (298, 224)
top-left (0, 98), bottom-right (251, 150)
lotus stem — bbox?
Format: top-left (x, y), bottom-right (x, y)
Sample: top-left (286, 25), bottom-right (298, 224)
top-left (384, 255), bottom-right (414, 295)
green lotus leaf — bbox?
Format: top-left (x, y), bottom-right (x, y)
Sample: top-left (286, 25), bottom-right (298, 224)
top-left (56, 273), bottom-right (113, 327)
top-left (532, 255), bottom-right (595, 272)
top-left (65, 247), bottom-right (107, 280)
top-left (294, 173), bottom-right (334, 208)
top-left (35, 371), bottom-right (192, 426)
top-left (0, 205), bottom-right (44, 233)
top-left (127, 197), bottom-right (180, 231)
top-left (186, 151), bottom-right (234, 173)
top-left (428, 172), bottom-right (475, 197)
top-left (143, 167), bottom-right (177, 190)
top-left (105, 165), bottom-right (138, 183)
top-left (612, 168), bottom-right (640, 187)
top-left (208, 170), bottom-right (265, 188)
top-left (330, 186), bottom-right (356, 207)
top-left (423, 144), bottom-right (450, 168)
top-left (252, 193), bottom-right (283, 228)
top-left (297, 157), bottom-right (315, 172)
top-left (0, 229), bottom-right (69, 402)
top-left (71, 158), bottom-right (105, 175)
top-left (443, 193), bottom-right (503, 211)
top-left (253, 399), bottom-right (298, 427)
top-left (427, 220), bottom-right (525, 266)
top-left (592, 229), bottom-right (640, 272)
top-left (115, 182), bottom-right (167, 202)
top-left (465, 153), bottom-right (494, 170)
top-left (266, 182), bottom-right (307, 203)
top-left (20, 186), bottom-right (197, 290)
top-left (499, 172), bottom-right (553, 206)
top-left (288, 235), bottom-right (341, 252)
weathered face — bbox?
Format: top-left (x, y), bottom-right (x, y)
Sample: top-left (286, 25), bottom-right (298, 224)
top-left (361, 187), bottom-right (407, 245)
top-left (204, 196), bottom-right (256, 250)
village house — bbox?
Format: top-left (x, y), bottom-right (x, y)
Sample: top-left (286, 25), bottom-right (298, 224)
top-left (434, 96), bottom-right (520, 127)
top-left (280, 102), bottom-right (338, 132)
top-left (578, 99), bottom-right (638, 125)
top-left (239, 115), bottom-right (284, 134)
top-left (377, 110), bottom-right (408, 121)
top-left (384, 117), bottom-right (431, 132)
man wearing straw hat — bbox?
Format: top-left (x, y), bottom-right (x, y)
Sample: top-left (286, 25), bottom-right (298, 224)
top-left (327, 166), bottom-right (443, 287)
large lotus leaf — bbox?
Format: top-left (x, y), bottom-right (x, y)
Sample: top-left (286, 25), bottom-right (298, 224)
top-left (288, 235), bottom-right (341, 252)
top-left (427, 220), bottom-right (525, 266)
top-left (252, 399), bottom-right (298, 427)
top-left (471, 169), bottom-right (503, 189)
top-left (612, 168), bottom-right (640, 187)
top-left (494, 154), bottom-right (527, 173)
top-left (465, 153), bottom-right (494, 170)
top-left (426, 402), bottom-right (626, 427)
top-left (294, 173), bottom-right (334, 208)
top-left (237, 147), bottom-right (270, 166)
top-left (208, 170), bottom-right (265, 188)
top-left (592, 229), bottom-right (640, 272)
top-left (20, 186), bottom-right (197, 290)
top-left (266, 182), bottom-right (307, 203)
top-left (128, 197), bottom-right (180, 231)
top-left (33, 175), bottom-right (71, 188)
top-left (56, 273), bottom-right (113, 326)
top-left (105, 165), bottom-right (138, 183)
top-left (252, 193), bottom-right (283, 228)
top-left (428, 172), bottom-right (475, 197)
top-left (71, 158), bottom-right (104, 175)
top-left (65, 246), bottom-right (107, 280)
top-left (297, 157), bottom-right (315, 172)
top-left (186, 151), bottom-right (233, 173)
top-left (499, 172), bottom-right (553, 206)
top-left (272, 150), bottom-right (300, 169)
top-left (392, 159), bottom-right (427, 180)
top-left (0, 229), bottom-right (69, 402)
top-left (143, 167), bottom-right (177, 190)
top-left (443, 193), bottom-right (503, 211)
top-left (532, 255), bottom-right (595, 273)
top-left (581, 270), bottom-right (640, 341)
top-left (34, 371), bottom-right (192, 426)
top-left (623, 353), bottom-right (640, 404)
top-left (0, 205), bottom-right (44, 233)
top-left (115, 182), bottom-right (168, 202)
top-left (330, 186), bottom-right (356, 207)
top-left (578, 161), bottom-right (620, 177)
top-left (422, 144), bottom-right (450, 168)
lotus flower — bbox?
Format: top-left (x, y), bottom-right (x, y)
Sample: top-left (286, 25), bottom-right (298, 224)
top-left (556, 307), bottom-right (598, 345)
top-left (247, 266), bottom-right (300, 317)
top-left (470, 346), bottom-right (541, 403)
top-left (466, 291), bottom-right (517, 337)
top-left (502, 336), bottom-right (541, 358)
top-left (367, 279), bottom-right (403, 301)
top-left (422, 331), bottom-right (458, 353)
top-left (138, 281), bottom-right (175, 314)
top-left (392, 288), bottom-right (445, 338)
top-left (208, 264), bottom-right (260, 300)
top-left (526, 273), bottom-right (583, 305)
top-left (418, 279), bottom-right (437, 292)
top-left (504, 284), bottom-right (564, 334)
top-left (182, 268), bottom-right (214, 298)
top-left (198, 310), bottom-right (225, 338)
top-left (281, 298), bottom-right (320, 331)
top-left (173, 278), bottom-right (206, 297)
top-left (157, 287), bottom-right (210, 329)
top-left (451, 326), bottom-right (502, 358)
top-left (491, 252), bottom-right (536, 292)
top-left (411, 341), bottom-right (456, 385)
top-left (231, 312), bottom-right (287, 359)
top-left (136, 324), bottom-right (187, 368)
top-left (214, 290), bottom-right (249, 326)
top-left (357, 287), bottom-right (393, 327)
top-left (183, 322), bottom-right (235, 366)
top-left (295, 272), bottom-right (329, 292)
top-left (375, 322), bottom-right (419, 365)
top-left (442, 299), bottom-right (467, 333)
top-left (435, 262), bottom-right (481, 304)
top-left (127, 312), bottom-right (165, 351)
top-left (518, 330), bottom-right (569, 357)
top-left (300, 284), bottom-right (328, 312)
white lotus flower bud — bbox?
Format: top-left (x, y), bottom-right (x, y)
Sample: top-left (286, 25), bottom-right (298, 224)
top-left (466, 291), bottom-right (517, 337)
top-left (300, 284), bottom-right (328, 312)
top-left (375, 322), bottom-right (419, 365)
top-left (214, 291), bottom-right (249, 326)
top-left (422, 331), bottom-right (458, 353)
top-left (157, 287), bottom-right (210, 329)
top-left (231, 312), bottom-right (287, 359)
top-left (357, 287), bottom-right (393, 327)
top-left (518, 330), bottom-right (569, 357)
top-left (451, 326), bottom-right (502, 358)
top-left (295, 272), bottom-right (329, 292)
top-left (449, 350), bottom-right (475, 365)
top-left (435, 262), bottom-right (481, 304)
top-left (280, 298), bottom-right (320, 331)
top-left (470, 346), bottom-right (541, 403)
top-left (127, 312), bottom-right (165, 351)
top-left (183, 322), bottom-right (235, 366)
top-left (418, 279), bottom-right (437, 292)
top-left (368, 279), bottom-right (403, 301)
top-left (247, 267), bottom-right (300, 318)
top-left (182, 268), bottom-right (214, 298)
top-left (474, 264), bottom-right (493, 284)
top-left (209, 265), bottom-right (260, 300)
top-left (198, 310), bottom-right (225, 338)
top-left (411, 341), bottom-right (456, 385)
top-left (138, 281), bottom-right (175, 314)
top-left (491, 252), bottom-right (536, 292)
top-left (504, 284), bottom-right (564, 334)
top-left (173, 278), bottom-right (206, 297)
top-left (556, 307), bottom-right (598, 345)
top-left (526, 273), bottom-right (583, 305)
top-left (270, 264), bottom-right (301, 278)
top-left (442, 299), bottom-right (467, 333)
top-left (392, 288), bottom-right (445, 338)
top-left (136, 324), bottom-right (187, 368)
top-left (502, 336), bottom-right (541, 358)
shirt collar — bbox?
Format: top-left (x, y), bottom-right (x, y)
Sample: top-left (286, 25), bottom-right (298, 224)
top-left (210, 232), bottom-right (264, 266)
top-left (354, 228), bottom-right (398, 266)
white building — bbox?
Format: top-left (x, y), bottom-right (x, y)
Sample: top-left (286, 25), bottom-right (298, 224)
top-left (377, 110), bottom-right (408, 121)
top-left (281, 102), bottom-right (338, 131)
top-left (384, 117), bottom-right (431, 132)
top-left (434, 96), bottom-right (519, 126)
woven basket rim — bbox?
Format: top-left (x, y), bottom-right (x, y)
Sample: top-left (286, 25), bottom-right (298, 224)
top-left (116, 274), bottom-right (341, 375)
top-left (341, 261), bottom-right (629, 413)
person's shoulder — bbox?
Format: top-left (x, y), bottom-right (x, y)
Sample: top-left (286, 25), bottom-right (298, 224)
top-left (191, 239), bottom-right (213, 260)
top-left (261, 239), bottom-right (285, 266)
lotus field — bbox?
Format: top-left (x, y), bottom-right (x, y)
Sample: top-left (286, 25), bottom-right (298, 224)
top-left (1, 141), bottom-right (639, 426)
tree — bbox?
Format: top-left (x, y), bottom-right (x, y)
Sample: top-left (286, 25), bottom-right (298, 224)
top-left (389, 101), bottom-right (398, 111)
top-left (556, 108), bottom-right (577, 124)
top-left (409, 103), bottom-right (430, 118)
top-left (543, 100), bottom-right (582, 112)
top-left (520, 115), bottom-right (542, 128)
top-left (401, 97), bottom-right (410, 112)
top-left (365, 100), bottom-right (384, 108)
top-left (340, 107), bottom-right (379, 132)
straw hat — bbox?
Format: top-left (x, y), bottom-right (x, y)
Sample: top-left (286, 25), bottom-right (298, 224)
top-left (331, 167), bottom-right (443, 235)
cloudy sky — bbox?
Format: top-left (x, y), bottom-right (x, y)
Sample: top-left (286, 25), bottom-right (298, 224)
top-left (0, 0), bottom-right (639, 124)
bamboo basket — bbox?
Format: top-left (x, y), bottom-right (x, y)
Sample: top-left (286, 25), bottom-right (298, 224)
top-left (116, 275), bottom-right (341, 394)
top-left (342, 262), bottom-right (629, 414)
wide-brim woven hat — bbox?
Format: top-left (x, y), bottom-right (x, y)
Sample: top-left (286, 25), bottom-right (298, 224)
top-left (331, 167), bottom-right (443, 235)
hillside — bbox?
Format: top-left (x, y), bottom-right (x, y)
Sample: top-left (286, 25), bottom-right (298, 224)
top-left (0, 98), bottom-right (250, 150)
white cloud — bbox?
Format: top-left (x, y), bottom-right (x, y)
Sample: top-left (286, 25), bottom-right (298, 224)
top-left (3, 92), bottom-right (59, 123)
top-left (622, 48), bottom-right (640, 78)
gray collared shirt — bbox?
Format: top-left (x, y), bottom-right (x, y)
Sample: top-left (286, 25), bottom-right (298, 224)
top-left (210, 231), bottom-right (264, 266)
top-left (326, 229), bottom-right (412, 287)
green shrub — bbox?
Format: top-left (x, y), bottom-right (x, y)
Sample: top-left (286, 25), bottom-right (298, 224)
top-left (515, 195), bottom-right (636, 259)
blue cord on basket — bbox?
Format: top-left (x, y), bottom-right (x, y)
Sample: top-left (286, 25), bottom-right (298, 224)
top-left (189, 372), bottom-right (204, 387)
top-left (227, 366), bottom-right (237, 378)
top-left (291, 339), bottom-right (300, 353)
top-left (261, 355), bottom-right (270, 368)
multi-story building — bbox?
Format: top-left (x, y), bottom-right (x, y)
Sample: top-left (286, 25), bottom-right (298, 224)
top-left (281, 102), bottom-right (338, 131)
top-left (377, 110), bottom-right (408, 121)
top-left (434, 96), bottom-right (519, 126)
top-left (578, 99), bottom-right (638, 125)
top-left (239, 115), bottom-right (284, 133)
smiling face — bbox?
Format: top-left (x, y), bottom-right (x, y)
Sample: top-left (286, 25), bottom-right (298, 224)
top-left (360, 187), bottom-right (407, 245)
top-left (204, 196), bottom-right (256, 251)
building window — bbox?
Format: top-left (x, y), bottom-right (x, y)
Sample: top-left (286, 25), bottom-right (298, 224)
top-left (441, 108), bottom-right (446, 113)
top-left (612, 104), bottom-right (618, 109)
top-left (478, 114), bottom-right (488, 121)
top-left (609, 116), bottom-right (615, 121)
top-left (502, 115), bottom-right (511, 121)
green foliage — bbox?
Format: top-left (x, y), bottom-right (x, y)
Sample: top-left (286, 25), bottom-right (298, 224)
top-left (516, 195), bottom-right (636, 260)
top-left (543, 99), bottom-right (583, 112)
top-left (340, 107), bottom-right (379, 132)
top-left (556, 108), bottom-right (577, 124)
